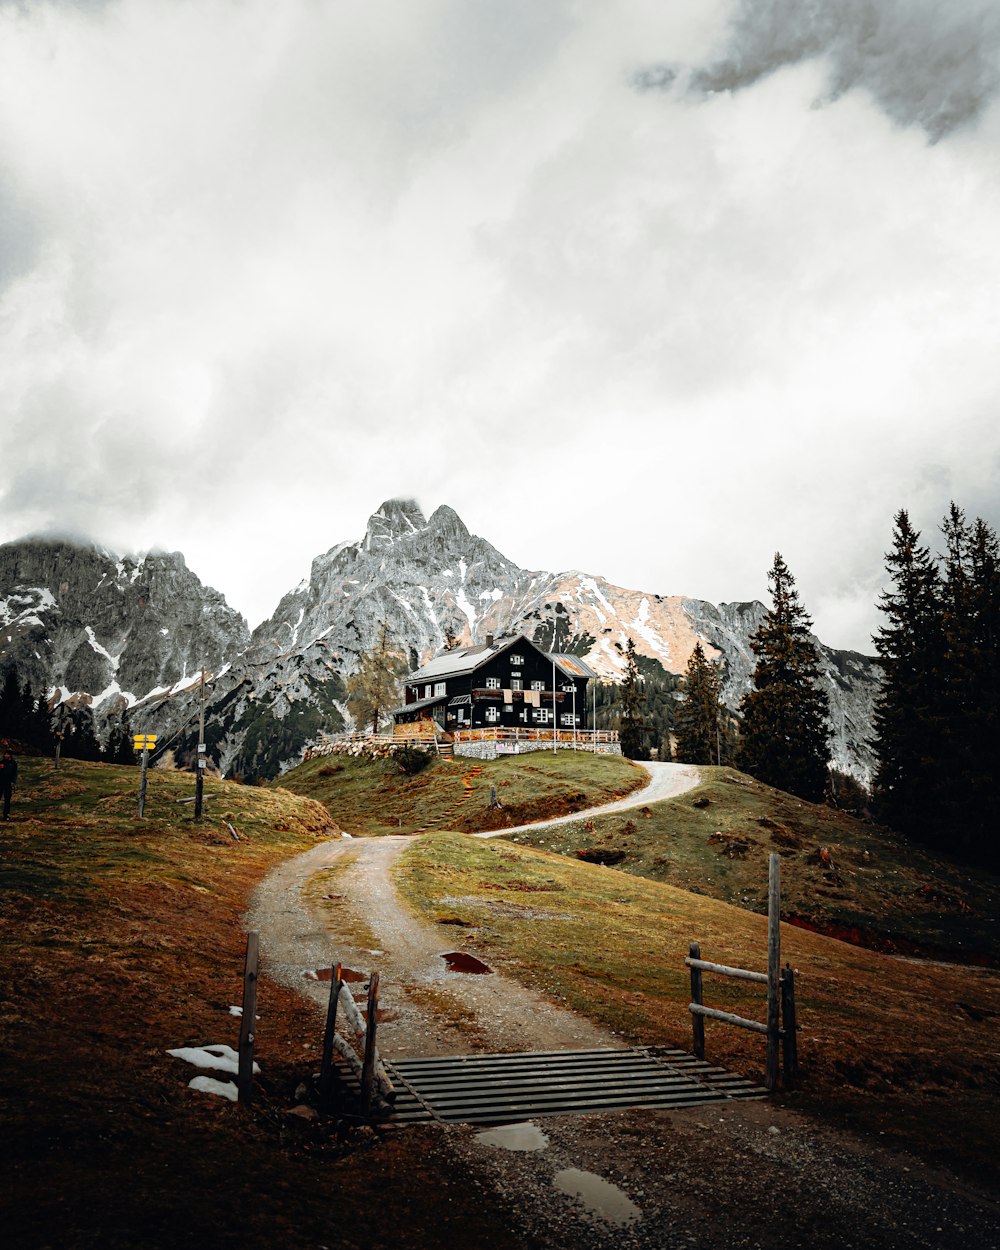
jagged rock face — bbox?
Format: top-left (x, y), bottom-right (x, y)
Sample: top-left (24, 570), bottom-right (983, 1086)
top-left (0, 503), bottom-right (881, 785)
top-left (247, 501), bottom-right (880, 783)
top-left (0, 538), bottom-right (249, 718)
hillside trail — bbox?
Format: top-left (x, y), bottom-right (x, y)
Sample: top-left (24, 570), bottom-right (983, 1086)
top-left (245, 760), bottom-right (1000, 1250)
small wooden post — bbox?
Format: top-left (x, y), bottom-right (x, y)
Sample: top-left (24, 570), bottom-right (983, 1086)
top-left (765, 853), bottom-right (781, 1091)
top-left (138, 747), bottom-right (149, 818)
top-left (360, 971), bottom-right (380, 1118)
top-left (237, 931), bottom-right (259, 1105)
top-left (319, 963), bottom-right (343, 1114)
top-left (781, 963), bottom-right (799, 1085)
top-left (689, 941), bottom-right (705, 1060)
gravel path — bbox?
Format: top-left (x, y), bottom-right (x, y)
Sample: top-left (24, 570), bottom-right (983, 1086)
top-left (245, 764), bottom-right (1000, 1250)
top-left (474, 760), bottom-right (700, 839)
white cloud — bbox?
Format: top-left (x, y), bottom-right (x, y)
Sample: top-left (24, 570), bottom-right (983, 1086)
top-left (0, 0), bottom-right (998, 652)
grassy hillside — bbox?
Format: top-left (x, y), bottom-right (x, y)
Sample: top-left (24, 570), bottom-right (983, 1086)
top-left (276, 749), bottom-right (645, 836)
top-left (505, 766), bottom-right (1000, 963)
top-left (0, 755), bottom-right (513, 1250)
top-left (395, 830), bottom-right (1000, 1184)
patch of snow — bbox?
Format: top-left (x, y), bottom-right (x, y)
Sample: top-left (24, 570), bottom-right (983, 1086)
top-left (48, 685), bottom-right (72, 704)
top-left (188, 1075), bottom-right (238, 1101)
top-left (166, 1043), bottom-right (259, 1076)
top-left (160, 627), bottom-right (169, 636)
top-left (580, 576), bottom-right (617, 620)
top-left (442, 569), bottom-right (453, 577)
top-left (629, 598), bottom-right (672, 661)
top-left (85, 626), bottom-right (120, 668)
top-left (129, 556), bottom-right (146, 584)
top-left (455, 587), bottom-right (477, 633)
top-left (419, 586), bottom-right (439, 627)
top-left (91, 679), bottom-right (123, 708)
top-left (459, 558), bottom-right (468, 582)
top-left (288, 607), bottom-right (305, 645)
top-left (478, 588), bottom-right (503, 602)
top-left (391, 591), bottom-right (418, 618)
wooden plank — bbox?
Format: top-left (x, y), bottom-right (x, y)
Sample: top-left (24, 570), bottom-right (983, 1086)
top-left (360, 971), bottom-right (380, 1117)
top-left (685, 957), bottom-right (769, 985)
top-left (766, 853), bottom-right (781, 1091)
top-left (319, 964), bottom-right (342, 1114)
top-left (689, 941), bottom-right (705, 1060)
top-left (237, 931), bottom-right (259, 1105)
top-left (689, 1002), bottom-right (770, 1035)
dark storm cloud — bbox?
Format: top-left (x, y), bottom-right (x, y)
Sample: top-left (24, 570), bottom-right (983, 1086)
top-left (651, 0), bottom-right (1000, 140)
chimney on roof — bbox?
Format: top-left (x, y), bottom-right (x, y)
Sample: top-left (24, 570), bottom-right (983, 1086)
top-left (486, 634), bottom-right (494, 648)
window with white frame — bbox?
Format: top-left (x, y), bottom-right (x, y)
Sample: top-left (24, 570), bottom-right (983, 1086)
top-left (510, 654), bottom-right (524, 666)
top-left (424, 685), bottom-right (431, 699)
top-left (530, 679), bottom-right (545, 691)
top-left (485, 706), bottom-right (499, 722)
top-left (533, 708), bottom-right (550, 723)
top-left (511, 678), bottom-right (523, 691)
top-left (485, 676), bottom-right (501, 690)
top-left (560, 713), bottom-right (579, 726)
top-left (434, 682), bottom-right (446, 697)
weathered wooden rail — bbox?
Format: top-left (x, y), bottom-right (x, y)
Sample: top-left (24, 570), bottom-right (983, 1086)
top-left (686, 853), bottom-right (799, 1091)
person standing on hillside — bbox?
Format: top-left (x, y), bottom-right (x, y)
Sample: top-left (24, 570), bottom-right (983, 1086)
top-left (0, 750), bottom-right (17, 820)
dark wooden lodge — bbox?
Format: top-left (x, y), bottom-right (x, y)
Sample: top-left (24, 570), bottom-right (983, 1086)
top-left (393, 633), bottom-right (594, 736)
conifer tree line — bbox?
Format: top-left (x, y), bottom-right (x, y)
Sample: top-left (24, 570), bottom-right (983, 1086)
top-left (872, 505), bottom-right (1000, 866)
top-left (0, 663), bottom-right (135, 764)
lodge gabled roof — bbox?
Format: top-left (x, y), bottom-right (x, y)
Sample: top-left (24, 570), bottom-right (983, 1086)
top-left (405, 632), bottom-right (596, 685)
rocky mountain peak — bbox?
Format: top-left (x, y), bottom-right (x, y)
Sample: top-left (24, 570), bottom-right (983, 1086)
top-left (427, 504), bottom-right (470, 544)
top-left (363, 499), bottom-right (427, 551)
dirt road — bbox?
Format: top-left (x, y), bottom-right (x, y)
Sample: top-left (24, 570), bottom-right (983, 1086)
top-left (474, 760), bottom-right (701, 838)
top-left (245, 772), bottom-right (1000, 1250)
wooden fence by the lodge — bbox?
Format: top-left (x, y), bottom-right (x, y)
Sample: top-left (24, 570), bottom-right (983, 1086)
top-left (686, 853), bottom-right (799, 1091)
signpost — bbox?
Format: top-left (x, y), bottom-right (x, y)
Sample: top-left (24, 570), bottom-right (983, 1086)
top-left (133, 734), bottom-right (157, 817)
top-left (194, 669), bottom-right (206, 821)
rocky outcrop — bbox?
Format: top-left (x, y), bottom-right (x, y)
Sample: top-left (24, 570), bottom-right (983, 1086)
top-left (0, 503), bottom-right (881, 784)
top-left (0, 538), bottom-right (249, 717)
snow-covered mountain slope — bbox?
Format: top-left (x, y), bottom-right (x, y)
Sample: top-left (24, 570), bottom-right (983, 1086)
top-left (0, 503), bottom-right (880, 783)
top-left (244, 500), bottom-right (879, 781)
top-left (0, 538), bottom-right (248, 717)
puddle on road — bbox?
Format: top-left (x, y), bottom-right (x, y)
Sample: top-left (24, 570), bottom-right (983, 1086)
top-left (303, 966), bottom-right (367, 982)
top-left (475, 1122), bottom-right (549, 1153)
top-left (441, 951), bottom-right (493, 974)
top-left (552, 1168), bottom-right (642, 1227)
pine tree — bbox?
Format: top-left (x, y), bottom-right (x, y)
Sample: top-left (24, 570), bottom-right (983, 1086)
top-left (618, 637), bottom-right (648, 760)
top-left (872, 512), bottom-right (945, 839)
top-left (739, 553), bottom-right (831, 801)
top-left (675, 642), bottom-right (721, 765)
top-left (347, 620), bottom-right (408, 735)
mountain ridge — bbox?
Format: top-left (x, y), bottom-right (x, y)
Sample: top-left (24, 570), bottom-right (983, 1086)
top-left (0, 500), bottom-right (879, 783)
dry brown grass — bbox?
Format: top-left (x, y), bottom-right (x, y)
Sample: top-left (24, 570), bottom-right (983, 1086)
top-left (395, 831), bottom-right (1000, 1183)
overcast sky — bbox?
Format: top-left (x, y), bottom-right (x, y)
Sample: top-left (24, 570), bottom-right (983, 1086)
top-left (2, 0), bottom-right (999, 653)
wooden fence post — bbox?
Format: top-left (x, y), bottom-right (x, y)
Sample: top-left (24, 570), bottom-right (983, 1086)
top-left (319, 963), bottom-right (342, 1114)
top-left (689, 941), bottom-right (705, 1060)
top-left (360, 971), bottom-right (380, 1118)
top-left (765, 853), bottom-right (781, 1092)
top-left (237, 931), bottom-right (259, 1105)
top-left (781, 963), bottom-right (799, 1085)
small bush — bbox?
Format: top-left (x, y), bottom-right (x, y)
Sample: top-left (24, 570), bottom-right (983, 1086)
top-left (396, 746), bottom-right (432, 776)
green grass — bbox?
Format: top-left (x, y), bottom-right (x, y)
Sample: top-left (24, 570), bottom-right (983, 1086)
top-left (505, 766), bottom-right (1000, 961)
top-left (275, 749), bottom-right (645, 836)
top-left (0, 755), bottom-right (336, 902)
top-left (394, 830), bottom-right (1000, 1184)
